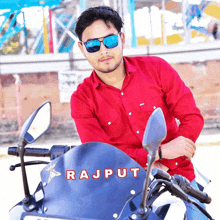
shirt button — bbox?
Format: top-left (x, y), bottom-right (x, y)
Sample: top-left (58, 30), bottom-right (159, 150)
top-left (136, 131), bottom-right (139, 134)
top-left (108, 122), bottom-right (111, 125)
top-left (129, 112), bottom-right (132, 115)
top-left (121, 92), bottom-right (124, 95)
top-left (153, 106), bottom-right (156, 109)
top-left (175, 162), bottom-right (178, 166)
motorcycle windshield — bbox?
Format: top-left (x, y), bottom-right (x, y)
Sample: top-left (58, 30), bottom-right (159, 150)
top-left (40, 142), bottom-right (146, 219)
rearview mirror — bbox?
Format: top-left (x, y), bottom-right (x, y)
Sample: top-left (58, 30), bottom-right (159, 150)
top-left (142, 108), bottom-right (167, 154)
top-left (18, 101), bottom-right (51, 146)
top-left (139, 108), bottom-right (167, 213)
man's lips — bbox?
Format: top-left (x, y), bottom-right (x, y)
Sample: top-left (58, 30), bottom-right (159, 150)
top-left (100, 57), bottom-right (112, 62)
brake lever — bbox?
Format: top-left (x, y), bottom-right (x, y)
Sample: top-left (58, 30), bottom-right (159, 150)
top-left (10, 161), bottom-right (49, 171)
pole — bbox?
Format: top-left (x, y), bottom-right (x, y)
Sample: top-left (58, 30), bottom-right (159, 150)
top-left (52, 11), bottom-right (58, 53)
top-left (149, 7), bottom-right (154, 45)
top-left (0, 76), bottom-right (4, 119)
top-left (48, 9), bottom-right (54, 53)
top-left (42, 8), bottom-right (50, 53)
top-left (80, 0), bottom-right (87, 13)
top-left (161, 0), bottom-right (167, 45)
top-left (182, 0), bottom-right (191, 44)
top-left (14, 74), bottom-right (22, 132)
top-left (22, 12), bottom-right (29, 54)
top-left (127, 0), bottom-right (137, 47)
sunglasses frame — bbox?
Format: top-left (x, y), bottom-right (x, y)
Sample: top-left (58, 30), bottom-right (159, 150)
top-left (80, 32), bottom-right (121, 53)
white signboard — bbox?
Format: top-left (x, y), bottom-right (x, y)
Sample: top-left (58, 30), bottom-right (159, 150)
top-left (58, 70), bottom-right (91, 103)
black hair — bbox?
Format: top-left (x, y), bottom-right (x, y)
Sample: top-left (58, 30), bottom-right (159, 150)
top-left (75, 6), bottom-right (124, 41)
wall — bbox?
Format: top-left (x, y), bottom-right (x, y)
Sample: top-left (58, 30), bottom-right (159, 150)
top-left (173, 61), bottom-right (220, 120)
top-left (0, 72), bottom-right (76, 143)
top-left (1, 42), bottom-right (220, 143)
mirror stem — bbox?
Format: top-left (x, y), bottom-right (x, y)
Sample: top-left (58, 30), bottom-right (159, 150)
top-left (139, 154), bottom-right (156, 214)
top-left (19, 142), bottom-right (37, 212)
top-left (19, 142), bottom-right (31, 198)
top-left (21, 149), bottom-right (30, 197)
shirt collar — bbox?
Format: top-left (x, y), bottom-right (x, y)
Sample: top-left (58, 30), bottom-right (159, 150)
top-left (92, 70), bottom-right (102, 89)
top-left (92, 56), bottom-right (137, 89)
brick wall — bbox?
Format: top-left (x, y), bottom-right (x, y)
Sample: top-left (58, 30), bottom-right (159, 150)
top-left (0, 60), bottom-right (220, 143)
top-left (172, 60), bottom-right (220, 121)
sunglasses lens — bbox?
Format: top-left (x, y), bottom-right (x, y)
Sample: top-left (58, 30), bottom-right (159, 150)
top-left (83, 34), bottom-right (119, 53)
top-left (103, 35), bottom-right (119, 49)
top-left (84, 40), bottom-right (100, 53)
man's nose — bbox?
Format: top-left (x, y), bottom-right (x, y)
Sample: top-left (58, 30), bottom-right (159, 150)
top-left (99, 42), bottom-right (108, 54)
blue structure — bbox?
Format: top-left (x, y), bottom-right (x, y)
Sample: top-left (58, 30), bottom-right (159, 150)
top-left (0, 11), bottom-right (25, 48)
top-left (185, 0), bottom-right (210, 27)
top-left (127, 0), bottom-right (137, 47)
top-left (0, 0), bottom-right (61, 51)
top-left (34, 14), bottom-right (77, 54)
top-left (0, 0), bottom-right (61, 10)
top-left (80, 0), bottom-right (87, 13)
top-left (0, 0), bottom-right (138, 54)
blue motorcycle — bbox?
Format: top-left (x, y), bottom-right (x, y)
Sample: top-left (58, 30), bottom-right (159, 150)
top-left (8, 101), bottom-right (213, 220)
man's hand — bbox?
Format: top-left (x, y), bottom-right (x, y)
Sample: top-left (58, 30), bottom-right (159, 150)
top-left (152, 161), bottom-right (169, 172)
top-left (161, 136), bottom-right (196, 160)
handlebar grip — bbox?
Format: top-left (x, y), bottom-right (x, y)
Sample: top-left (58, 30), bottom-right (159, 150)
top-left (8, 147), bottom-right (50, 157)
top-left (186, 184), bottom-right (212, 204)
top-left (151, 167), bottom-right (171, 181)
top-left (24, 148), bottom-right (50, 157)
top-left (174, 174), bottom-right (212, 204)
top-left (8, 147), bottom-right (19, 156)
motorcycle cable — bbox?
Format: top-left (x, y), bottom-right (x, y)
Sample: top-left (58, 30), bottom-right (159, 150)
top-left (146, 187), bottom-right (168, 208)
top-left (116, 179), bottom-right (164, 220)
top-left (10, 160), bottom-right (49, 171)
top-left (187, 198), bottom-right (214, 220)
top-left (115, 190), bottom-right (142, 220)
top-left (147, 180), bottom-right (166, 201)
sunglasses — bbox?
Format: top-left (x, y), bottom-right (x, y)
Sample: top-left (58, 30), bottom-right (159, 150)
top-left (80, 33), bottom-right (120, 53)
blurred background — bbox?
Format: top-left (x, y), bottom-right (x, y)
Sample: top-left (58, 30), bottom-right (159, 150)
top-left (0, 1), bottom-right (220, 220)
top-left (0, 0), bottom-right (219, 144)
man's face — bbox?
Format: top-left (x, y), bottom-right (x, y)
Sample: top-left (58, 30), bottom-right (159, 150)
top-left (78, 20), bottom-right (125, 74)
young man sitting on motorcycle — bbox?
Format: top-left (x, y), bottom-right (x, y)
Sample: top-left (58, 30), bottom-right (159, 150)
top-left (71, 6), bottom-right (207, 219)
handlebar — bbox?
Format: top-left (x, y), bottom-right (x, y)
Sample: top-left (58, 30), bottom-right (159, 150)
top-left (151, 168), bottom-right (212, 204)
top-left (8, 147), bottom-right (50, 157)
top-left (174, 174), bottom-right (212, 204)
top-left (8, 145), bottom-right (71, 160)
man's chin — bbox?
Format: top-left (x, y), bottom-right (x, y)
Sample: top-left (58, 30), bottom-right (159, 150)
top-left (97, 64), bottom-right (120, 74)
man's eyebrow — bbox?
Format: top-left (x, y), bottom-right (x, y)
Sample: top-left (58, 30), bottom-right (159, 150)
top-left (85, 33), bottom-right (116, 42)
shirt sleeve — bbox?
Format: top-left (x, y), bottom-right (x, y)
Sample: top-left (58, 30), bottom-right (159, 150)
top-left (71, 92), bottom-right (110, 143)
top-left (158, 57), bottom-right (204, 143)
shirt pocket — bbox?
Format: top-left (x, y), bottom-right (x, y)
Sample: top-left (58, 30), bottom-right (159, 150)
top-left (139, 96), bottom-right (167, 115)
top-left (97, 109), bottom-right (123, 139)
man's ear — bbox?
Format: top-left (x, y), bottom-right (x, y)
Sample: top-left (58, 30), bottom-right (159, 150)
top-left (78, 41), bottom-right (86, 57)
top-left (120, 32), bottom-right (125, 49)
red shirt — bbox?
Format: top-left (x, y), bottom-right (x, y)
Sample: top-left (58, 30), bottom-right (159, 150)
top-left (71, 56), bottom-right (204, 181)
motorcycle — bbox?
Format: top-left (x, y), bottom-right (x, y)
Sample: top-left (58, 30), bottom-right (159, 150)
top-left (8, 101), bottom-right (214, 220)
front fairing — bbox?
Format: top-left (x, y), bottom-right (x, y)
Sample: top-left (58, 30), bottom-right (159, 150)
top-left (40, 142), bottom-right (146, 219)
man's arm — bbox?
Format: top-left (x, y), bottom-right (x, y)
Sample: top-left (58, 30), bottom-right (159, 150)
top-left (71, 93), bottom-right (110, 143)
top-left (157, 58), bottom-right (204, 162)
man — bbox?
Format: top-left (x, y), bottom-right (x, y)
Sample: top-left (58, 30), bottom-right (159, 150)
top-left (208, 20), bottom-right (220, 39)
top-left (71, 6), bottom-right (206, 219)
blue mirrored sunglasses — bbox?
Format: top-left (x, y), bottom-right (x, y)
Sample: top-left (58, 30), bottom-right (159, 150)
top-left (81, 33), bottom-right (120, 53)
